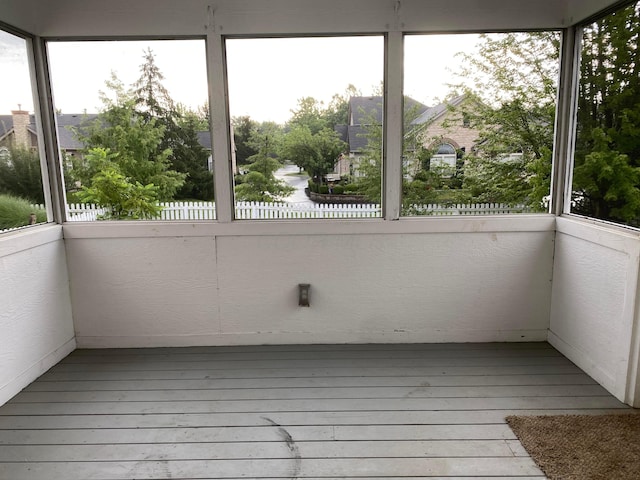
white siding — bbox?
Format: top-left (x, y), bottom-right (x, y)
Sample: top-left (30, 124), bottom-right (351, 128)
top-left (0, 227), bottom-right (75, 405)
top-left (549, 217), bottom-right (640, 407)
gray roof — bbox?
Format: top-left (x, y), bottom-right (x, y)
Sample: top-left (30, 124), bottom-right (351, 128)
top-left (0, 115), bottom-right (14, 140)
top-left (334, 124), bottom-right (348, 144)
top-left (410, 94), bottom-right (466, 126)
top-left (197, 131), bottom-right (212, 150)
top-left (336, 95), bottom-right (430, 153)
top-left (348, 125), bottom-right (370, 153)
top-left (350, 96), bottom-right (384, 125)
top-left (0, 112), bottom-right (212, 151)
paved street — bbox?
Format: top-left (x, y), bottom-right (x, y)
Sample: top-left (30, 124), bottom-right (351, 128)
top-left (274, 163), bottom-right (315, 205)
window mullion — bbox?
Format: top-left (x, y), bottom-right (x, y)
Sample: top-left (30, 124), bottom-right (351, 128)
top-left (383, 31), bottom-right (404, 221)
top-left (208, 31), bottom-right (234, 223)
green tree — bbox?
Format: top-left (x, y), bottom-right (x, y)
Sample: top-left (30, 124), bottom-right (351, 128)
top-left (234, 126), bottom-right (293, 202)
top-left (72, 72), bottom-right (185, 201)
top-left (324, 84), bottom-right (361, 129)
top-left (280, 125), bottom-right (346, 185)
top-left (573, 2), bottom-right (640, 223)
top-left (573, 129), bottom-right (640, 224)
top-left (132, 49), bottom-right (213, 200)
top-left (0, 146), bottom-right (45, 203)
top-left (288, 97), bottom-right (328, 135)
top-left (232, 115), bottom-right (259, 166)
top-left (77, 148), bottom-right (163, 220)
top-left (452, 32), bottom-right (560, 209)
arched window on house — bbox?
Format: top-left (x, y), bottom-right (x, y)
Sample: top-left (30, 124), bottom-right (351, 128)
top-left (430, 143), bottom-right (457, 171)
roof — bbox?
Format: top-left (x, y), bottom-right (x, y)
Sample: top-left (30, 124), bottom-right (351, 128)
top-left (410, 94), bottom-right (466, 126)
top-left (336, 95), bottom-right (431, 153)
top-left (0, 112), bottom-right (212, 151)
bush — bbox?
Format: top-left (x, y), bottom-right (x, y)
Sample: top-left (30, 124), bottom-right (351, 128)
top-left (308, 179), bottom-right (319, 193)
top-left (319, 185), bottom-right (329, 194)
top-left (343, 183), bottom-right (360, 193)
top-left (332, 185), bottom-right (344, 194)
top-left (0, 194), bottom-right (47, 230)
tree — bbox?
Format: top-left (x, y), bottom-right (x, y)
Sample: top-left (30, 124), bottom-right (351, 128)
top-left (0, 146), bottom-right (45, 203)
top-left (288, 97), bottom-right (328, 135)
top-left (573, 2), bottom-right (640, 223)
top-left (280, 125), bottom-right (346, 185)
top-left (72, 72), bottom-right (185, 201)
top-left (232, 116), bottom-right (259, 166)
top-left (573, 129), bottom-right (640, 224)
top-left (451, 32), bottom-right (560, 210)
top-left (77, 148), bottom-right (162, 220)
top-left (234, 124), bottom-right (293, 202)
top-left (324, 84), bottom-right (361, 129)
top-left (132, 49), bottom-right (213, 200)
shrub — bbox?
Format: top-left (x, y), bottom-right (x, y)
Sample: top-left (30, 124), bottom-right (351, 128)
top-left (319, 185), bottom-right (329, 194)
top-left (332, 185), bottom-right (344, 195)
top-left (308, 179), bottom-right (319, 193)
top-left (343, 183), bottom-right (360, 193)
top-left (0, 194), bottom-right (47, 230)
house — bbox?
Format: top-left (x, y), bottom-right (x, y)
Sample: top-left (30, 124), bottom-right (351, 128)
top-left (334, 95), bottom-right (480, 178)
top-left (407, 94), bottom-right (481, 175)
top-left (1, 0), bottom-right (639, 477)
top-left (0, 110), bottom-right (39, 153)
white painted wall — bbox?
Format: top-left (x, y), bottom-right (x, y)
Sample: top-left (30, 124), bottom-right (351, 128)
top-left (65, 217), bottom-right (555, 348)
top-left (0, 226), bottom-right (75, 406)
top-left (549, 217), bottom-right (640, 407)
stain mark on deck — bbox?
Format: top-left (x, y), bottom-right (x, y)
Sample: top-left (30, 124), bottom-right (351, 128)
top-left (262, 416), bottom-right (302, 479)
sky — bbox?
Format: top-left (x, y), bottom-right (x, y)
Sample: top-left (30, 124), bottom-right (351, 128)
top-left (1, 31), bottom-right (481, 124)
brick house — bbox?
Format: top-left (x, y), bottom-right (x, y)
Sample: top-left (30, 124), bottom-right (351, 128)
top-left (334, 94), bottom-right (480, 179)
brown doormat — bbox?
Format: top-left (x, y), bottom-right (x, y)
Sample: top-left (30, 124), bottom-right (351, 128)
top-left (506, 414), bottom-right (640, 480)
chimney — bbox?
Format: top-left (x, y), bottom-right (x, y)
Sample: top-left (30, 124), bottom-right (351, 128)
top-left (11, 109), bottom-right (30, 148)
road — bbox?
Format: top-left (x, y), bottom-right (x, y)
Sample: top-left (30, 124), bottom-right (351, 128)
top-left (274, 164), bottom-right (315, 205)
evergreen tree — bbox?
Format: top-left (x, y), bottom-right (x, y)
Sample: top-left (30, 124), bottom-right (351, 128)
top-left (132, 49), bottom-right (213, 200)
top-left (234, 128), bottom-right (293, 202)
top-left (573, 2), bottom-right (640, 223)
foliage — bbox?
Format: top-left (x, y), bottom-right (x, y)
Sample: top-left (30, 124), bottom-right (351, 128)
top-left (0, 194), bottom-right (46, 230)
top-left (234, 129), bottom-right (293, 202)
top-left (71, 71), bottom-right (186, 202)
top-left (280, 125), bottom-right (346, 184)
top-left (76, 148), bottom-right (162, 220)
top-left (355, 96), bottom-right (427, 205)
top-left (132, 50), bottom-right (213, 200)
top-left (0, 146), bottom-right (45, 203)
top-left (573, 129), bottom-right (640, 224)
top-left (288, 97), bottom-right (328, 135)
top-left (232, 116), bottom-right (259, 165)
top-left (451, 32), bottom-right (560, 210)
top-left (573, 2), bottom-right (640, 224)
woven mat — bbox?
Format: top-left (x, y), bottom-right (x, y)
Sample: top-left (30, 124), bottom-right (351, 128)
top-left (506, 414), bottom-right (640, 480)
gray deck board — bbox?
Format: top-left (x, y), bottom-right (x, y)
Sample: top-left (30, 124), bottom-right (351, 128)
top-left (0, 343), bottom-right (632, 479)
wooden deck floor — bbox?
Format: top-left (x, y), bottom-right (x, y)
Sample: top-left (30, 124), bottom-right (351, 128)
top-left (0, 342), bottom-right (632, 479)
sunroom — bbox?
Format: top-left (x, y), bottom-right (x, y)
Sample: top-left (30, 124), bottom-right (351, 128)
top-left (1, 0), bottom-right (639, 478)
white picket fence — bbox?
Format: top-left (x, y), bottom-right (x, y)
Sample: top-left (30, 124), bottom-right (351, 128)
top-left (407, 203), bottom-right (531, 216)
top-left (23, 201), bottom-right (529, 222)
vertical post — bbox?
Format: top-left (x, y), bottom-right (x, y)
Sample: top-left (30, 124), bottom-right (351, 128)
top-left (31, 37), bottom-right (67, 224)
top-left (383, 31), bottom-right (404, 220)
top-left (207, 8), bottom-right (234, 223)
top-left (550, 26), bottom-right (580, 217)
